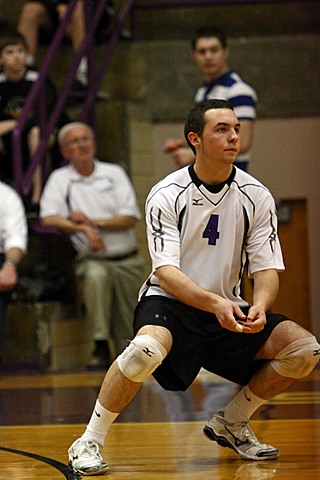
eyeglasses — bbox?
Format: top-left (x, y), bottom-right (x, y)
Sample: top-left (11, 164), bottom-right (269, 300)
top-left (65, 136), bottom-right (94, 146)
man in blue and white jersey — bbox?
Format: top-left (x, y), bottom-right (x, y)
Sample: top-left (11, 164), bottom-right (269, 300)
top-left (68, 100), bottom-right (319, 476)
top-left (164, 25), bottom-right (257, 172)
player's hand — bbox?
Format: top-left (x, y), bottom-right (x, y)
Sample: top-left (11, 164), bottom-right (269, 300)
top-left (243, 305), bottom-right (267, 333)
top-left (213, 298), bottom-right (248, 333)
top-left (162, 138), bottom-right (182, 153)
top-left (171, 147), bottom-right (195, 169)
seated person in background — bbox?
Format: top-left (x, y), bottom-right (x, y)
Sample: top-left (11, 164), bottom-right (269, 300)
top-left (0, 32), bottom-right (64, 211)
top-left (0, 180), bottom-right (28, 362)
top-left (163, 25), bottom-right (257, 172)
top-left (40, 122), bottom-right (144, 369)
top-left (17, 0), bottom-right (115, 89)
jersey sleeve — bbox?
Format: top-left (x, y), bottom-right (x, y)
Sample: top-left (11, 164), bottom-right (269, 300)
top-left (145, 187), bottom-right (181, 271)
top-left (228, 82), bottom-right (257, 121)
top-left (246, 194), bottom-right (285, 276)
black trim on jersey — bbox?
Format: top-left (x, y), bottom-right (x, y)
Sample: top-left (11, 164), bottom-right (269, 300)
top-left (189, 164), bottom-right (236, 193)
top-left (147, 178), bottom-right (193, 206)
top-left (177, 205), bottom-right (186, 234)
top-left (145, 274), bottom-right (160, 289)
top-left (233, 178), bottom-right (270, 219)
top-left (269, 209), bottom-right (277, 253)
top-left (150, 206), bottom-right (165, 252)
top-left (242, 205), bottom-right (250, 254)
top-left (232, 205), bottom-right (250, 298)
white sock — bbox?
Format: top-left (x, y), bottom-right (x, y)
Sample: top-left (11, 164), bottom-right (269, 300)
top-left (223, 386), bottom-right (265, 423)
top-left (76, 56), bottom-right (88, 83)
top-left (80, 399), bottom-right (119, 447)
top-left (78, 56), bottom-right (88, 74)
top-left (26, 54), bottom-right (35, 66)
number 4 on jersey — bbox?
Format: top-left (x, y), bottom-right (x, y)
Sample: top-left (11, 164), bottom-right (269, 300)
top-left (203, 214), bottom-right (220, 245)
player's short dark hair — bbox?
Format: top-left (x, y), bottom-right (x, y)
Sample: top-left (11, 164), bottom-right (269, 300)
top-left (0, 32), bottom-right (28, 54)
top-left (184, 99), bottom-right (234, 154)
top-left (191, 25), bottom-right (227, 50)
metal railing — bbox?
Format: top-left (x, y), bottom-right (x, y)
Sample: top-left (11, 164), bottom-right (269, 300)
top-left (12, 0), bottom-right (135, 196)
top-left (12, 0), bottom-right (302, 196)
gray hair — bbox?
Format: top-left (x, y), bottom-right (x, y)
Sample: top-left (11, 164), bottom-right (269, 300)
top-left (57, 122), bottom-right (94, 146)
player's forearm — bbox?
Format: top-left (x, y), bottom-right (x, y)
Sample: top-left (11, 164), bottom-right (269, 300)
top-left (156, 265), bottom-right (221, 311)
top-left (252, 269), bottom-right (279, 311)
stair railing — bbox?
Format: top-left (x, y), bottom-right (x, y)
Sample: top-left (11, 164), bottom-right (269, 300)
top-left (12, 0), bottom-right (134, 197)
top-left (12, 0), bottom-right (293, 197)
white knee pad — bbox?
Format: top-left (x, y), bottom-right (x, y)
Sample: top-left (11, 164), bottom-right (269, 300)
top-left (116, 335), bottom-right (167, 383)
top-left (271, 336), bottom-right (320, 379)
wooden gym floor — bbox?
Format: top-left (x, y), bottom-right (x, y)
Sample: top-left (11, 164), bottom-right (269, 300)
top-left (0, 366), bottom-right (319, 479)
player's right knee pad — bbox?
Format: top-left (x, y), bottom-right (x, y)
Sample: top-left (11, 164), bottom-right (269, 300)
top-left (116, 335), bottom-right (167, 383)
top-left (271, 336), bottom-right (320, 379)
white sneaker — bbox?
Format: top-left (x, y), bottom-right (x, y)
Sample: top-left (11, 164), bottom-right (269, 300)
top-left (68, 438), bottom-right (109, 475)
top-left (203, 410), bottom-right (280, 461)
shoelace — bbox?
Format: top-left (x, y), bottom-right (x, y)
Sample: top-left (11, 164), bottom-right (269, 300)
top-left (78, 440), bottom-right (100, 457)
top-left (238, 425), bottom-right (260, 445)
top-left (219, 413), bottom-right (269, 449)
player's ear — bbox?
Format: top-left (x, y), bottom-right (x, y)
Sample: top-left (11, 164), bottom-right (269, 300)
top-left (188, 132), bottom-right (201, 149)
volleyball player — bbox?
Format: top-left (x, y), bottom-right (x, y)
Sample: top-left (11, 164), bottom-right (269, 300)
top-left (68, 99), bottom-right (320, 475)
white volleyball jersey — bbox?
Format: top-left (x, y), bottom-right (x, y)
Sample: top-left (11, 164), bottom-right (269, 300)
top-left (140, 165), bottom-right (284, 306)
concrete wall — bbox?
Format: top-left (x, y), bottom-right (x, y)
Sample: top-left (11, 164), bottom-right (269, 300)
top-left (1, 1), bottom-right (319, 39)
top-left (141, 34), bottom-right (320, 120)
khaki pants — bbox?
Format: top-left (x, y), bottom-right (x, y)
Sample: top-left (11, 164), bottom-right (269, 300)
top-left (75, 253), bottom-right (144, 355)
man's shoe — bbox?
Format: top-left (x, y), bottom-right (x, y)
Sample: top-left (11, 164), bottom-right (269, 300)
top-left (68, 438), bottom-right (109, 476)
top-left (86, 352), bottom-right (111, 370)
top-left (68, 78), bottom-right (110, 103)
top-left (203, 410), bottom-right (280, 461)
top-left (86, 341), bottom-right (112, 371)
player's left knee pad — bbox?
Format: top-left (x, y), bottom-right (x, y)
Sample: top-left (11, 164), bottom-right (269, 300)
top-left (117, 335), bottom-right (167, 383)
top-left (271, 336), bottom-right (320, 379)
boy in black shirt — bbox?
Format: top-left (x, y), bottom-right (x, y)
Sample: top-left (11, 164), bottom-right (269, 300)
top-left (0, 32), bottom-right (59, 210)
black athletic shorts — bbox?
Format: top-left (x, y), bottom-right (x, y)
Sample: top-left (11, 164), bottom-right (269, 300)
top-left (33, 0), bottom-right (113, 43)
top-left (133, 295), bottom-right (289, 391)
top-left (35, 1), bottom-right (60, 30)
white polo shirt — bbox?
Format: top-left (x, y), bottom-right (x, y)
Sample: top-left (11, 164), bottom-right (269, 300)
top-left (0, 181), bottom-right (27, 254)
top-left (40, 160), bottom-right (141, 258)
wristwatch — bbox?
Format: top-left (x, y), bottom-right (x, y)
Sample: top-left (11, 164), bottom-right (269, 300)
top-left (96, 219), bottom-right (107, 228)
top-left (5, 258), bottom-right (17, 268)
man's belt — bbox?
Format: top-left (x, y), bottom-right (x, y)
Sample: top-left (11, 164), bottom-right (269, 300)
top-left (105, 249), bottom-right (138, 262)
